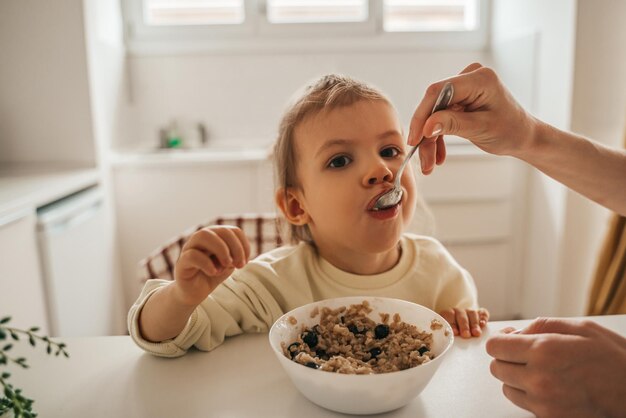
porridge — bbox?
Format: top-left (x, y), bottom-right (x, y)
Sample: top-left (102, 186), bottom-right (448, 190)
top-left (281, 300), bottom-right (434, 374)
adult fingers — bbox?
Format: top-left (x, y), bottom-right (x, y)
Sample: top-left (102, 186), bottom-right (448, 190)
top-left (435, 136), bottom-right (446, 165)
top-left (408, 64), bottom-right (494, 145)
top-left (416, 135), bottom-right (447, 175)
top-left (520, 317), bottom-right (595, 337)
top-left (490, 359), bottom-right (528, 391)
top-left (454, 308), bottom-right (471, 338)
top-left (522, 317), bottom-right (626, 348)
top-left (485, 333), bottom-right (537, 364)
top-left (460, 62), bottom-right (484, 74)
top-left (501, 384), bottom-right (531, 414)
top-left (418, 139), bottom-right (438, 175)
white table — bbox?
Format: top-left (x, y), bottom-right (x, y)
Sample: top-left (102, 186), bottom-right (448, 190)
top-left (7, 315), bottom-right (626, 418)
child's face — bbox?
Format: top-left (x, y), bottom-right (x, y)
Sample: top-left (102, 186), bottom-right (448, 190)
top-left (291, 99), bottom-right (417, 256)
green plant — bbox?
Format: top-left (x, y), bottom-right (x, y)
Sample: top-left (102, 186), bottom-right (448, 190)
top-left (0, 317), bottom-right (69, 418)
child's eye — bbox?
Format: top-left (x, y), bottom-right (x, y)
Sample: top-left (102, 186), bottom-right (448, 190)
top-left (380, 147), bottom-right (400, 158)
top-left (327, 155), bottom-right (352, 168)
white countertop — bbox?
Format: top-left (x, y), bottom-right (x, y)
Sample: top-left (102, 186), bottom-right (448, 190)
top-left (8, 315), bottom-right (625, 418)
top-left (0, 164), bottom-right (99, 220)
top-left (110, 139), bottom-right (488, 168)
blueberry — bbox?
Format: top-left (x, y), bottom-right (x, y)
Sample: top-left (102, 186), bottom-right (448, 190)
top-left (287, 342), bottom-right (301, 359)
top-left (302, 331), bottom-right (318, 348)
top-left (417, 346), bottom-right (429, 356)
top-left (374, 324), bottom-right (389, 339)
top-left (315, 349), bottom-right (329, 360)
top-left (305, 362), bottom-right (319, 369)
top-left (348, 323), bottom-right (367, 335)
top-left (368, 347), bottom-right (382, 359)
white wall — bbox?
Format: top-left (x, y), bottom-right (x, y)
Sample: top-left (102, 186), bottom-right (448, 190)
top-left (0, 0), bottom-right (96, 165)
top-left (492, 0), bottom-right (626, 317)
top-left (123, 51), bottom-right (489, 151)
top-left (491, 0), bottom-right (578, 317)
top-left (558, 0), bottom-right (626, 316)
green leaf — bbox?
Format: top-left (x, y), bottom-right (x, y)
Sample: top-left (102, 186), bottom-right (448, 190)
top-left (0, 329), bottom-right (6, 340)
top-left (46, 345), bottom-right (51, 355)
top-left (28, 335), bottom-right (35, 347)
top-left (28, 327), bottom-right (40, 333)
top-left (9, 331), bottom-right (19, 341)
top-left (1, 372), bottom-right (9, 379)
top-left (2, 344), bottom-right (12, 352)
top-left (0, 317), bottom-right (10, 324)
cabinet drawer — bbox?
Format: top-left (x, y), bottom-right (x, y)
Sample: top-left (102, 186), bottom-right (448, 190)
top-left (446, 242), bottom-right (515, 320)
top-left (0, 210), bottom-right (49, 332)
top-left (431, 200), bottom-right (512, 244)
top-left (418, 154), bottom-right (513, 201)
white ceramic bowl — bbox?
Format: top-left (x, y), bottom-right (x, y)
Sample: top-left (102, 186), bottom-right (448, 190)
top-left (268, 296), bottom-right (454, 415)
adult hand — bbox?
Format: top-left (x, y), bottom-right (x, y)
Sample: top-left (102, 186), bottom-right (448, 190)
top-left (486, 317), bottom-right (626, 418)
top-left (408, 62), bottom-right (538, 174)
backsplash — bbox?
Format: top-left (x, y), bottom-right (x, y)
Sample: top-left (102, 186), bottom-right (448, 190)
top-left (120, 50), bottom-right (488, 151)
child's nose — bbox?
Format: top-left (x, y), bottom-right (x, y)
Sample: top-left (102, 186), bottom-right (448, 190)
top-left (365, 162), bottom-right (393, 185)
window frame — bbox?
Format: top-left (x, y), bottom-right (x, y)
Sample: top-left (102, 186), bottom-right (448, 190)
top-left (123, 0), bottom-right (490, 55)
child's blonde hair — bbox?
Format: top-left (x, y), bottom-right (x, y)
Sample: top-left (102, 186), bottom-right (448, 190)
top-left (273, 74), bottom-right (434, 244)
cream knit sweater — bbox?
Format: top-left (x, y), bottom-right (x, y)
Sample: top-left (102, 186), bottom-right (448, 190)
top-left (128, 233), bottom-right (478, 357)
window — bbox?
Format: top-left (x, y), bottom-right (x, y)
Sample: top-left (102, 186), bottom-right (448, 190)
top-left (124, 0), bottom-right (487, 54)
top-left (266, 0), bottom-right (368, 24)
top-left (144, 0), bottom-right (245, 26)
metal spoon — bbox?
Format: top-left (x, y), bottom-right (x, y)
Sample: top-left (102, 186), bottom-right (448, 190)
top-left (372, 82), bottom-right (454, 211)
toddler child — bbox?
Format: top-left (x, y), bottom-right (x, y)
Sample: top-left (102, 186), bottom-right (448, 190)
top-left (129, 74), bottom-right (489, 357)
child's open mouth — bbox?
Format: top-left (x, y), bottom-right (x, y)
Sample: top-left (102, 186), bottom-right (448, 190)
top-left (367, 191), bottom-right (400, 219)
top-left (367, 190), bottom-right (400, 211)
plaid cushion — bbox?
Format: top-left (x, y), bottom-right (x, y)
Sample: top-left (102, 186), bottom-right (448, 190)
top-left (138, 213), bottom-right (284, 282)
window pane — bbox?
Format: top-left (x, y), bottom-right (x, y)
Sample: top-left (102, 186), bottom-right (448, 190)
top-left (383, 0), bottom-right (478, 32)
top-left (267, 0), bottom-right (368, 24)
top-left (143, 0), bottom-right (245, 26)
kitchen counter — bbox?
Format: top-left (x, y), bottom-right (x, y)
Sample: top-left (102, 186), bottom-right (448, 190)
top-left (7, 315), bottom-right (625, 418)
top-left (109, 138), bottom-right (486, 168)
top-left (0, 164), bottom-right (99, 219)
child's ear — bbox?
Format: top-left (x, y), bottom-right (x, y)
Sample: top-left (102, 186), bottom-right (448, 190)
top-left (275, 187), bottom-right (310, 226)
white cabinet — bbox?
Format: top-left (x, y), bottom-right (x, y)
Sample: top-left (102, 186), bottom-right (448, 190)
top-left (0, 210), bottom-right (49, 333)
top-left (419, 150), bottom-right (520, 320)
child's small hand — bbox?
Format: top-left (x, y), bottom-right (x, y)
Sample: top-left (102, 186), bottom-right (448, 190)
top-left (439, 307), bottom-right (490, 338)
top-left (173, 226), bottom-right (251, 307)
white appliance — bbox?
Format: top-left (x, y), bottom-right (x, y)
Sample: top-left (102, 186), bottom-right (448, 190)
top-left (37, 186), bottom-right (118, 337)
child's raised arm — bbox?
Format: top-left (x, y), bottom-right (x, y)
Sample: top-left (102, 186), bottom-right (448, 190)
top-left (138, 226), bottom-right (251, 342)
